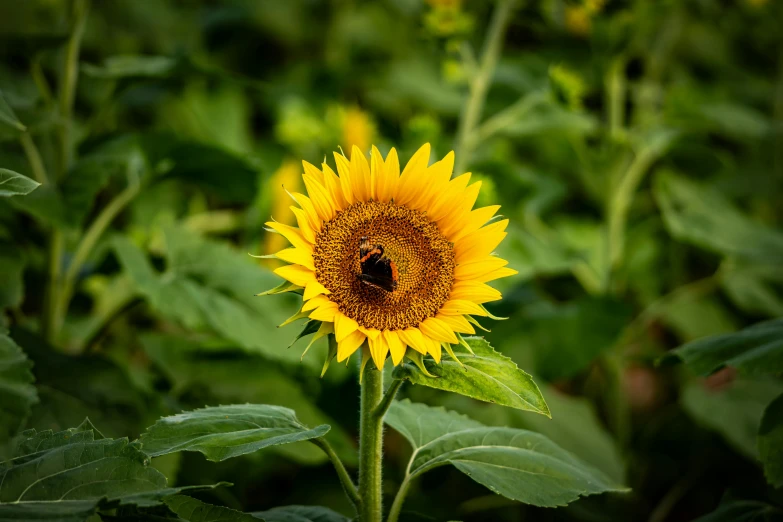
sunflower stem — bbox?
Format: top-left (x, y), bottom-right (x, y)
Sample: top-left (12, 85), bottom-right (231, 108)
top-left (359, 358), bottom-right (384, 522)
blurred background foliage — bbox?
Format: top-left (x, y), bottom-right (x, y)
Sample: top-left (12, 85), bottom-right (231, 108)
top-left (1, 0), bottom-right (783, 520)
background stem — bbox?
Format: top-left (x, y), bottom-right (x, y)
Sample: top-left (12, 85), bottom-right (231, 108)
top-left (312, 438), bottom-right (361, 511)
top-left (359, 362), bottom-right (384, 522)
top-left (453, 0), bottom-right (517, 174)
top-left (386, 475), bottom-right (411, 522)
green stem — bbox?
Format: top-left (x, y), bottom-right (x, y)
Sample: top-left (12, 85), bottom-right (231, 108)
top-left (20, 132), bottom-right (49, 185)
top-left (359, 360), bottom-right (384, 522)
top-left (53, 174), bottom-right (140, 339)
top-left (373, 379), bottom-right (403, 420)
top-left (44, 231), bottom-right (64, 344)
top-left (58, 0), bottom-right (90, 180)
top-left (312, 438), bottom-right (361, 512)
top-left (466, 89), bottom-right (547, 149)
top-left (386, 475), bottom-right (411, 522)
top-left (454, 0), bottom-right (517, 174)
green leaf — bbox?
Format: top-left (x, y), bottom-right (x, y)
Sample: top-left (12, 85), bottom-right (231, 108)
top-left (0, 89), bottom-right (25, 134)
top-left (664, 318), bottom-right (783, 377)
top-left (140, 334), bottom-right (356, 466)
top-left (393, 337), bottom-right (549, 416)
top-left (682, 379), bottom-right (783, 460)
top-left (139, 404), bottom-right (330, 462)
top-left (654, 171), bottom-right (783, 263)
top-left (691, 500), bottom-right (783, 522)
top-left (163, 496), bottom-right (260, 522)
top-left (0, 333), bottom-right (38, 447)
top-left (0, 500), bottom-right (100, 522)
top-left (385, 401), bottom-right (627, 508)
top-left (759, 392), bottom-right (783, 487)
top-left (252, 505), bottom-right (350, 522)
top-left (722, 262), bottom-right (783, 318)
top-left (0, 169), bottom-right (40, 197)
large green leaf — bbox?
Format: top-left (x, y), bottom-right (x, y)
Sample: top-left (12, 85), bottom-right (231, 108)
top-left (654, 171), bottom-right (783, 263)
top-left (112, 233), bottom-right (308, 367)
top-left (692, 500), bottom-right (783, 522)
top-left (140, 334), bottom-right (355, 465)
top-left (0, 500), bottom-right (100, 522)
top-left (393, 337), bottom-right (549, 416)
top-left (385, 401), bottom-right (627, 508)
top-left (163, 496), bottom-right (259, 522)
top-left (664, 318), bottom-right (783, 377)
top-left (252, 505), bottom-right (350, 522)
top-left (140, 405), bottom-right (330, 462)
top-left (682, 379), bottom-right (783, 460)
top-left (0, 169), bottom-right (40, 197)
top-left (759, 392), bottom-right (783, 487)
top-left (0, 333), bottom-right (38, 448)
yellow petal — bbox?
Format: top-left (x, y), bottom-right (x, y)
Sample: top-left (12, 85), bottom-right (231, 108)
top-left (302, 160), bottom-right (325, 184)
top-left (449, 205), bottom-right (502, 243)
top-left (385, 330), bottom-right (406, 365)
top-left (438, 182), bottom-right (485, 238)
top-left (454, 256), bottom-right (509, 281)
top-left (370, 145), bottom-right (385, 202)
top-left (350, 145), bottom-right (371, 202)
top-left (368, 334), bottom-right (389, 369)
top-left (438, 299), bottom-right (489, 317)
top-left (396, 143), bottom-right (431, 206)
top-left (408, 151), bottom-right (454, 211)
top-left (334, 152), bottom-right (355, 205)
top-left (425, 336), bottom-right (442, 363)
top-left (418, 316), bottom-right (459, 344)
top-left (382, 148), bottom-right (400, 202)
top-left (265, 221), bottom-right (312, 252)
top-left (454, 220), bottom-right (509, 262)
top-left (322, 162), bottom-right (347, 210)
top-left (275, 247), bottom-right (314, 270)
top-left (428, 172), bottom-right (471, 222)
top-left (337, 330), bottom-right (366, 362)
top-left (290, 206), bottom-right (316, 244)
top-left (450, 281), bottom-right (502, 304)
top-left (303, 173), bottom-right (336, 222)
top-left (436, 313), bottom-right (475, 334)
top-left (358, 326), bottom-right (381, 340)
top-left (309, 301), bottom-right (339, 322)
top-left (334, 312), bottom-right (360, 342)
top-left (303, 280), bottom-right (330, 301)
top-left (291, 192), bottom-right (321, 233)
top-left (397, 327), bottom-right (428, 355)
top-left (302, 294), bottom-right (329, 312)
top-left (477, 266), bottom-right (518, 283)
top-left (274, 264), bottom-right (316, 287)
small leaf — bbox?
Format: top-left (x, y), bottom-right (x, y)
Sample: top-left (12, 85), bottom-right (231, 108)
top-left (139, 404), bottom-right (330, 462)
top-left (289, 320), bottom-right (320, 348)
top-left (0, 333), bottom-right (38, 447)
top-left (385, 401), bottom-right (628, 508)
top-left (163, 496), bottom-right (259, 522)
top-left (0, 89), bottom-right (26, 134)
top-left (393, 337), bottom-right (549, 416)
top-left (654, 171), bottom-right (783, 263)
top-left (82, 55), bottom-right (178, 79)
top-left (252, 505), bottom-right (350, 522)
top-left (0, 169), bottom-right (40, 197)
top-left (0, 499), bottom-right (100, 522)
top-left (759, 392), bottom-right (783, 488)
top-left (663, 318), bottom-right (783, 377)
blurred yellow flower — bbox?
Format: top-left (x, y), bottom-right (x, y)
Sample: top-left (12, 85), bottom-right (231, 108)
top-left (341, 106), bottom-right (376, 155)
top-left (262, 159), bottom-right (303, 266)
top-left (262, 145), bottom-right (515, 369)
top-left (565, 5), bottom-right (591, 36)
top-left (745, 0), bottom-right (767, 6)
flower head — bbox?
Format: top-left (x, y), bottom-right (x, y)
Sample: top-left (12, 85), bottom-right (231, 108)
top-left (260, 144), bottom-right (516, 371)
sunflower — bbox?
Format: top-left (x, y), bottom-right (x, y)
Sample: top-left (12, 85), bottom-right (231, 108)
top-left (260, 144), bottom-right (516, 371)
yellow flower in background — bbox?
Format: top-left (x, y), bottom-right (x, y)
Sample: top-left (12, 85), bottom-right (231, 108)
top-left (262, 160), bottom-right (302, 266)
top-left (261, 144), bottom-right (516, 370)
top-left (341, 107), bottom-right (376, 155)
top-left (745, 0), bottom-right (767, 6)
top-left (565, 5), bottom-right (591, 36)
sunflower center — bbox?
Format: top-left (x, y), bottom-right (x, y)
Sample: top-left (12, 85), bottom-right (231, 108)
top-left (312, 201), bottom-right (455, 331)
